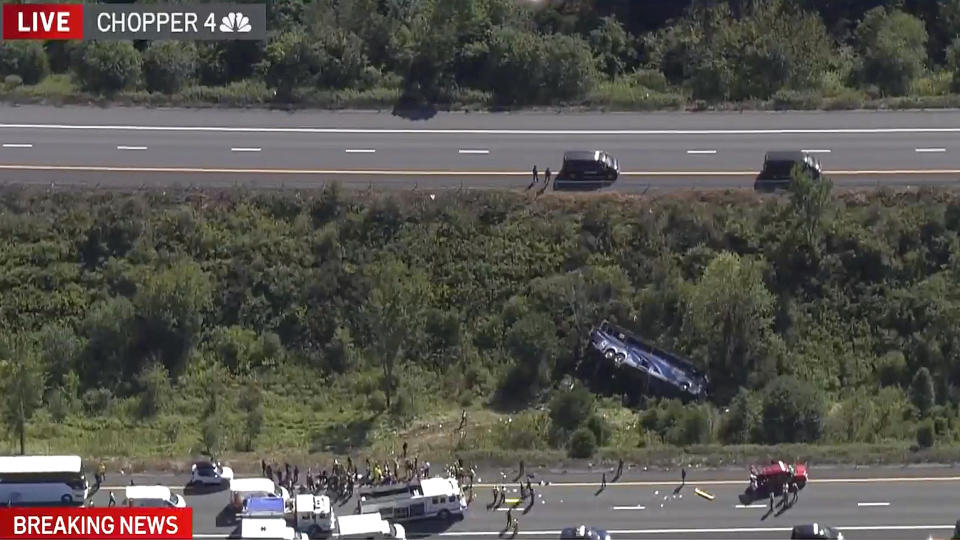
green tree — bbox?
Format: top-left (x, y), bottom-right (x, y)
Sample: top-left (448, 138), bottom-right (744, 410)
top-left (761, 376), bottom-right (825, 444)
top-left (910, 367), bottom-right (936, 418)
top-left (0, 41), bottom-right (49, 84)
top-left (0, 338), bottom-right (47, 455)
top-left (541, 33), bottom-right (599, 102)
top-left (917, 418), bottom-right (935, 448)
top-left (683, 252), bottom-right (775, 392)
top-left (136, 361), bottom-right (171, 418)
top-left (72, 41), bottom-right (142, 93)
top-left (500, 312), bottom-right (559, 402)
top-left (568, 427), bottom-right (597, 458)
top-left (855, 7), bottom-right (928, 95)
top-left (36, 324), bottom-right (82, 388)
top-left (588, 16), bottom-right (635, 79)
top-left (364, 258), bottom-right (428, 408)
top-left (238, 382), bottom-right (264, 451)
top-left (134, 260), bottom-right (213, 377)
top-left (549, 385), bottom-right (595, 431)
top-left (789, 166), bottom-right (834, 243)
top-left (720, 387), bottom-right (761, 444)
top-left (142, 41), bottom-right (198, 94)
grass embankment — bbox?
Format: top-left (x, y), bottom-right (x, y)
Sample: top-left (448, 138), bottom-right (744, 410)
top-left (6, 74), bottom-right (960, 112)
top-left (4, 187), bottom-right (960, 473)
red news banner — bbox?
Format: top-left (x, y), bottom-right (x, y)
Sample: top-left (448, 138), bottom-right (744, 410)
top-left (0, 508), bottom-right (192, 540)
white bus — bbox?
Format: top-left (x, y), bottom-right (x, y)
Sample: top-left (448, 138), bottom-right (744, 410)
top-left (0, 455), bottom-right (88, 506)
top-left (359, 477), bottom-right (466, 522)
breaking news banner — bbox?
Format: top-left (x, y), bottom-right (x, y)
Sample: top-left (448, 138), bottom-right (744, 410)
top-left (0, 507), bottom-right (192, 540)
top-left (0, 3), bottom-right (266, 40)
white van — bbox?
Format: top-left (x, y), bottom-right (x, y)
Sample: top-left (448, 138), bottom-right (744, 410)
top-left (336, 513), bottom-right (406, 540)
top-left (123, 485), bottom-right (186, 508)
top-left (294, 494), bottom-right (335, 535)
top-left (240, 517), bottom-right (305, 540)
top-left (230, 478), bottom-right (291, 511)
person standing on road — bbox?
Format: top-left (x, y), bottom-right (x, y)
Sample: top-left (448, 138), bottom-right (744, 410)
top-left (681, 468), bottom-right (687, 486)
top-left (768, 490), bottom-right (774, 511)
top-left (108, 492), bottom-right (116, 508)
top-left (532, 166), bottom-right (539, 184)
top-left (260, 459), bottom-right (266, 478)
top-left (544, 168), bottom-right (552, 185)
top-left (616, 459), bottom-right (624, 479)
top-left (601, 472), bottom-right (607, 490)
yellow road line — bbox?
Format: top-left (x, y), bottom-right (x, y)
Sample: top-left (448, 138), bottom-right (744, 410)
top-left (1, 164), bottom-right (960, 176)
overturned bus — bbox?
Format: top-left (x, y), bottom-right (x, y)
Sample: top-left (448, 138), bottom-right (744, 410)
top-left (589, 320), bottom-right (708, 401)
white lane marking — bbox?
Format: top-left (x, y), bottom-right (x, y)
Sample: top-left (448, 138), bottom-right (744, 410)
top-left (230, 147), bottom-right (261, 152)
top-left (916, 147), bottom-right (946, 153)
top-left (477, 474), bottom-right (960, 487)
top-left (433, 524), bottom-right (956, 536)
top-left (858, 501), bottom-right (891, 507)
top-left (13, 123), bottom-right (960, 136)
top-left (802, 149), bottom-right (831, 153)
top-left (7, 164), bottom-right (960, 177)
top-left (345, 149), bottom-right (376, 153)
top-left (2, 143), bottom-right (33, 148)
top-left (459, 149), bottom-right (490, 155)
top-left (686, 149), bottom-right (717, 154)
top-left (734, 504), bottom-right (767, 509)
top-left (116, 145), bottom-right (147, 151)
top-left (612, 505), bottom-right (646, 510)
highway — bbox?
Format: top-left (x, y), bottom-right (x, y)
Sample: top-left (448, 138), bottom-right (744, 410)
top-left (87, 466), bottom-right (960, 539)
top-left (1, 106), bottom-right (960, 190)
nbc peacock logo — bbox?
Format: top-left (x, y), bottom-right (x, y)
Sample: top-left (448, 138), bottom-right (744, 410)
top-left (219, 12), bottom-right (251, 33)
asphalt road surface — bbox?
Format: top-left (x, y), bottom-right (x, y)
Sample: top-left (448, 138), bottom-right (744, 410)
top-left (86, 466), bottom-right (960, 540)
top-left (2, 106), bottom-right (960, 191)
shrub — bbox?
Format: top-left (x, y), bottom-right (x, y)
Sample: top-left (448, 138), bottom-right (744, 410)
top-left (0, 41), bottom-right (49, 84)
top-left (72, 41), bottom-right (142, 93)
top-left (568, 427), bottom-right (597, 458)
top-left (4, 74), bottom-right (23, 89)
top-left (143, 41), bottom-right (197, 94)
top-left (910, 367), bottom-right (935, 418)
top-left (761, 376), bottom-right (825, 443)
top-left (81, 388), bottom-right (112, 415)
top-left (917, 419), bottom-right (935, 448)
top-left (586, 414), bottom-right (612, 446)
top-left (549, 386), bottom-right (595, 431)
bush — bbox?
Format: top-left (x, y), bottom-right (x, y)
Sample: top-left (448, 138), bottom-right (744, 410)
top-left (910, 367), bottom-right (935, 418)
top-left (586, 414), bottom-right (612, 446)
top-left (568, 427), bottom-right (597, 458)
top-left (549, 386), bottom-right (595, 431)
top-left (0, 41), bottom-right (49, 84)
top-left (761, 376), bottom-right (825, 443)
top-left (876, 351), bottom-right (907, 387)
top-left (4, 74), bottom-right (23, 89)
top-left (917, 419), bottom-right (935, 448)
top-left (72, 41), bottom-right (142, 94)
top-left (81, 388), bottom-right (112, 415)
top-left (143, 41), bottom-right (197, 94)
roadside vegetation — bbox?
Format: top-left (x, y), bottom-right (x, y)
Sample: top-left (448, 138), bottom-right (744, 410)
top-left (2, 1), bottom-right (960, 111)
top-left (3, 179), bottom-right (960, 466)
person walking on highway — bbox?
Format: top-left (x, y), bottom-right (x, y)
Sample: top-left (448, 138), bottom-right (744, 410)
top-left (601, 472), bottom-right (607, 491)
top-left (768, 491), bottom-right (774, 511)
top-left (544, 168), bottom-right (552, 185)
top-left (532, 166), bottom-right (539, 184)
top-left (108, 492), bottom-right (116, 508)
top-left (681, 467), bottom-right (687, 486)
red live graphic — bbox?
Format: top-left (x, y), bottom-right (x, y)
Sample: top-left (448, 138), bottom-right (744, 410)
top-left (0, 507), bottom-right (192, 539)
top-left (2, 4), bottom-right (84, 40)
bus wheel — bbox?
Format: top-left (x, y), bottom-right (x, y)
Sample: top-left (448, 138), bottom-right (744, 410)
top-left (438, 509), bottom-right (451, 521)
top-left (61, 494), bottom-right (74, 504)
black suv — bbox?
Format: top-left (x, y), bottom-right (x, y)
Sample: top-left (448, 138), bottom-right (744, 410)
top-left (553, 150), bottom-right (620, 191)
top-left (754, 151), bottom-right (822, 191)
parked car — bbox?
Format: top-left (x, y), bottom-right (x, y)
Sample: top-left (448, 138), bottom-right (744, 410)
top-left (560, 525), bottom-right (611, 540)
top-left (553, 150), bottom-right (620, 191)
top-left (790, 523), bottom-right (843, 540)
top-left (754, 150), bottom-right (822, 191)
top-left (188, 460), bottom-right (234, 487)
top-left (590, 320), bottom-right (708, 399)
